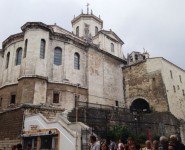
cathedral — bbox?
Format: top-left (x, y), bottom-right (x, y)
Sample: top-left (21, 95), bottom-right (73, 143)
top-left (0, 8), bottom-right (185, 149)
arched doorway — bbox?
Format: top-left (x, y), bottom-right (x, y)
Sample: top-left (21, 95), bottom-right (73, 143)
top-left (130, 98), bottom-right (151, 113)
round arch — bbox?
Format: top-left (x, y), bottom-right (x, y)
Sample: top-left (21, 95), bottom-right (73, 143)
top-left (130, 98), bottom-right (151, 113)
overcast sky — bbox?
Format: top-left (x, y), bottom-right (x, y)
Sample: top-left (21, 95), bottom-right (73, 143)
top-left (0, 0), bottom-right (185, 69)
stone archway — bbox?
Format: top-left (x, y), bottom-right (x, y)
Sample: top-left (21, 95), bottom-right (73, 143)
top-left (130, 98), bottom-right (151, 113)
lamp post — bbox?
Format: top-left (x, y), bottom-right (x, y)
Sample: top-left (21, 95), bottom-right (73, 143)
top-left (75, 84), bottom-right (80, 123)
top-left (75, 83), bottom-right (80, 150)
top-left (132, 109), bottom-right (147, 137)
top-left (132, 110), bottom-right (138, 137)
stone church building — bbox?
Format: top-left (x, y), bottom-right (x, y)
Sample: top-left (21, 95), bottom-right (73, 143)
top-left (0, 12), bottom-right (125, 111)
top-left (0, 8), bottom-right (185, 149)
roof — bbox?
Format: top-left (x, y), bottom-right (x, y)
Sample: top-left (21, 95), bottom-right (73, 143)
top-left (93, 30), bottom-right (124, 45)
top-left (2, 32), bottom-right (24, 49)
top-left (148, 57), bottom-right (185, 72)
top-left (71, 13), bottom-right (103, 26)
top-left (21, 22), bottom-right (54, 33)
top-left (122, 57), bottom-right (185, 73)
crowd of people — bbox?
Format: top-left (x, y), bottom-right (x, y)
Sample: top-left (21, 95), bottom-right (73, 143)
top-left (12, 143), bottom-right (31, 150)
top-left (89, 134), bottom-right (185, 150)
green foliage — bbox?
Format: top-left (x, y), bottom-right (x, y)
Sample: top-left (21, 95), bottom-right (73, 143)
top-left (152, 135), bottom-right (160, 141)
top-left (107, 125), bottom-right (134, 142)
top-left (137, 134), bottom-right (147, 144)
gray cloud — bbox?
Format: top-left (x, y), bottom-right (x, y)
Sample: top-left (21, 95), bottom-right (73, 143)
top-left (0, 0), bottom-right (185, 69)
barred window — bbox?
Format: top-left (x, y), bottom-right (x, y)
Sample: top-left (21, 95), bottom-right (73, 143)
top-left (24, 39), bottom-right (28, 58)
top-left (40, 39), bottom-right (46, 59)
top-left (76, 26), bottom-right (79, 37)
top-left (16, 47), bottom-right (22, 65)
top-left (6, 52), bottom-right (10, 68)
top-left (53, 92), bottom-right (59, 103)
top-left (74, 52), bottom-right (80, 70)
top-left (111, 43), bottom-right (114, 52)
top-left (95, 26), bottom-right (98, 35)
top-left (54, 47), bottom-right (62, 65)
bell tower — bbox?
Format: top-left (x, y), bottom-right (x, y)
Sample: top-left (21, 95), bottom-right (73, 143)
top-left (71, 4), bottom-right (103, 39)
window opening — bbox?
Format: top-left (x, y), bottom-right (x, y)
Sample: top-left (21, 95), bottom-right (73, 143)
top-left (40, 39), bottom-right (46, 59)
top-left (54, 47), bottom-right (62, 65)
top-left (10, 94), bottom-right (16, 104)
top-left (74, 53), bottom-right (80, 70)
top-left (53, 92), bottom-right (59, 103)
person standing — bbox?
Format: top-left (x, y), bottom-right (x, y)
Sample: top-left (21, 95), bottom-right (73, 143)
top-left (90, 135), bottom-right (100, 150)
top-left (169, 134), bottom-right (185, 150)
top-left (118, 139), bottom-right (124, 150)
top-left (110, 139), bottom-right (116, 150)
top-left (152, 140), bottom-right (158, 150)
top-left (26, 144), bottom-right (32, 150)
top-left (142, 140), bottom-right (152, 150)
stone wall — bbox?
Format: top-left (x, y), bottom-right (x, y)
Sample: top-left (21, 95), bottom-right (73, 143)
top-left (147, 58), bottom-right (185, 120)
top-left (47, 82), bottom-right (88, 111)
top-left (0, 108), bottom-right (23, 150)
top-left (123, 61), bottom-right (169, 112)
top-left (17, 78), bottom-right (35, 104)
top-left (92, 33), bottom-right (123, 59)
top-left (0, 40), bottom-right (23, 86)
top-left (68, 105), bottom-right (180, 140)
top-left (0, 84), bottom-right (18, 109)
top-left (87, 47), bottom-right (124, 107)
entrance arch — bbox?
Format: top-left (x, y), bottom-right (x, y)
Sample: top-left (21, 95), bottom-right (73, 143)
top-left (130, 98), bottom-right (151, 113)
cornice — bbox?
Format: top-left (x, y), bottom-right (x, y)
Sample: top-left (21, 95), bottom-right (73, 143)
top-left (89, 43), bottom-right (127, 64)
top-left (21, 22), bottom-right (54, 34)
top-left (71, 14), bottom-right (103, 26)
top-left (2, 32), bottom-right (24, 50)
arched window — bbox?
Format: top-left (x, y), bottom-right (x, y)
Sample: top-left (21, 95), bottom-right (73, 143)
top-left (40, 39), bottom-right (46, 59)
top-left (54, 47), bottom-right (62, 65)
top-left (111, 43), bottom-right (114, 52)
top-left (6, 52), bottom-right (10, 68)
top-left (24, 39), bottom-right (28, 58)
top-left (74, 52), bottom-right (80, 70)
top-left (95, 26), bottom-right (98, 35)
top-left (16, 47), bottom-right (22, 65)
top-left (76, 26), bottom-right (79, 37)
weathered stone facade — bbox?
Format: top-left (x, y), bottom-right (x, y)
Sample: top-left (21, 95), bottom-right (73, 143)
top-left (0, 12), bottom-right (126, 112)
top-left (0, 108), bottom-right (23, 149)
top-left (122, 56), bottom-right (185, 143)
top-left (123, 60), bottom-right (169, 112)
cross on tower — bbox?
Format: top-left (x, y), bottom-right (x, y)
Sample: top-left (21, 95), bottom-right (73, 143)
top-left (86, 3), bottom-right (90, 14)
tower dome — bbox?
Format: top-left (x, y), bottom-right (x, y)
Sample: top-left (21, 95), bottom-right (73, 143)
top-left (71, 6), bottom-right (103, 39)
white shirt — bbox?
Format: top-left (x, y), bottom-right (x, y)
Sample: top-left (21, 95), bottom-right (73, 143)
top-left (91, 142), bottom-right (100, 150)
